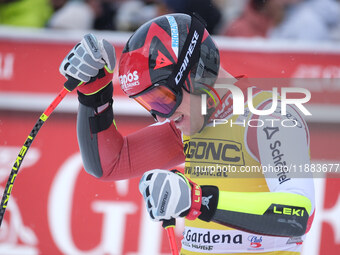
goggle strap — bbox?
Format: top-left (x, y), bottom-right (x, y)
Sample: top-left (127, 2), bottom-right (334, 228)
top-left (166, 14), bottom-right (206, 93)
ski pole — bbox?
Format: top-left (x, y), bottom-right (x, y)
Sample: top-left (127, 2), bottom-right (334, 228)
top-left (0, 77), bottom-right (81, 226)
top-left (162, 218), bottom-right (179, 255)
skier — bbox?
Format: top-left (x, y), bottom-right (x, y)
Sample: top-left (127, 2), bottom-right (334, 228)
top-left (59, 13), bottom-right (315, 254)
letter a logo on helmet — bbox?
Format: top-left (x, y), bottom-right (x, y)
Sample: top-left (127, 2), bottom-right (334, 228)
top-left (155, 50), bottom-right (173, 70)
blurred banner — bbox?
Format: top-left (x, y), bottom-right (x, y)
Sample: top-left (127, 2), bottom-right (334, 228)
top-left (0, 28), bottom-right (339, 254)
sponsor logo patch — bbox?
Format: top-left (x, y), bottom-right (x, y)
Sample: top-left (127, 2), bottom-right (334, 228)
top-left (119, 71), bottom-right (140, 91)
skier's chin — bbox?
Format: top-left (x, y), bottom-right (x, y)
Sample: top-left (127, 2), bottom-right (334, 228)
top-left (178, 119), bottom-right (202, 136)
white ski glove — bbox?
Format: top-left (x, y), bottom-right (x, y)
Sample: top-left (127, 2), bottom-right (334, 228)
top-left (59, 33), bottom-right (115, 83)
top-left (139, 169), bottom-right (203, 221)
top-left (60, 33), bottom-right (116, 111)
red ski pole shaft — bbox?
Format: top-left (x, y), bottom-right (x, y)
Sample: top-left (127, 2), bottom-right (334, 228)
top-left (0, 76), bottom-right (80, 226)
top-left (163, 219), bottom-right (179, 255)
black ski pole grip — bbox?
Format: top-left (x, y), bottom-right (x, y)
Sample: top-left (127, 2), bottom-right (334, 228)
top-left (162, 218), bottom-right (176, 229)
top-left (64, 76), bottom-right (82, 92)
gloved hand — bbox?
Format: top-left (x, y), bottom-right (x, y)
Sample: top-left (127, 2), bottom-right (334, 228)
top-left (139, 169), bottom-right (219, 222)
top-left (59, 33), bottom-right (116, 108)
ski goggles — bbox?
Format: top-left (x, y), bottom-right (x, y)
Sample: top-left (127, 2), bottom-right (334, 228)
top-left (131, 83), bottom-right (183, 118)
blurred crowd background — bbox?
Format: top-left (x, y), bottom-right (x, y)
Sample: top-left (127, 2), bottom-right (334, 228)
top-left (0, 0), bottom-right (340, 41)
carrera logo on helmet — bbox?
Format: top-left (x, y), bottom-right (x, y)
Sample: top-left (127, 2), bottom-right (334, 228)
top-left (175, 30), bottom-right (200, 85)
top-left (119, 71), bottom-right (140, 91)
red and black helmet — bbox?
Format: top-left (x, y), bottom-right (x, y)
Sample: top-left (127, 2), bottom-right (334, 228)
top-left (118, 13), bottom-right (220, 117)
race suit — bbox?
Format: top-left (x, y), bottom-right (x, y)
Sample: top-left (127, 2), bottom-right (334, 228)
top-left (77, 82), bottom-right (315, 255)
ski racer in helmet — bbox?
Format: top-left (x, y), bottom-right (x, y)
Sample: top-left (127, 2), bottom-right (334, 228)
top-left (59, 12), bottom-right (315, 255)
top-left (118, 15), bottom-right (314, 253)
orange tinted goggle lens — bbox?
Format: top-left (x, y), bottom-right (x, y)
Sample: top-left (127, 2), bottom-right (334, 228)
top-left (133, 86), bottom-right (177, 116)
